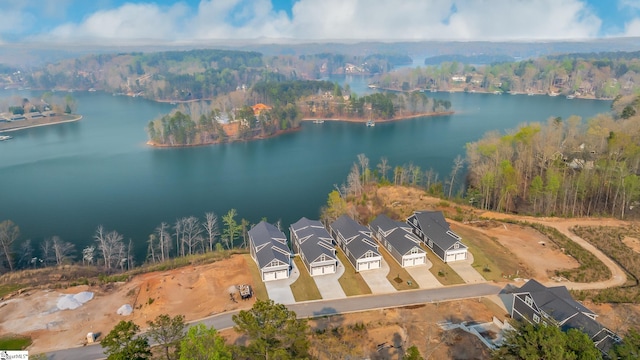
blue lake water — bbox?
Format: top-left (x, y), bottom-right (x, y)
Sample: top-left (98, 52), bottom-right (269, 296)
top-left (0, 87), bottom-right (611, 259)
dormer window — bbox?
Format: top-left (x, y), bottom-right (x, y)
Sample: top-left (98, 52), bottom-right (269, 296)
top-left (525, 295), bottom-right (533, 307)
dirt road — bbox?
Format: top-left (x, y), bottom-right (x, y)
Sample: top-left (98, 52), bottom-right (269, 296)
top-left (480, 212), bottom-right (628, 290)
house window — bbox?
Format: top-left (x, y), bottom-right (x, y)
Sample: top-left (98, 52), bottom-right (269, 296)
top-left (533, 314), bottom-right (540, 323)
top-left (410, 248), bottom-right (420, 254)
top-left (453, 243), bottom-right (459, 249)
top-left (428, 239), bottom-right (433, 248)
top-left (525, 295), bottom-right (533, 307)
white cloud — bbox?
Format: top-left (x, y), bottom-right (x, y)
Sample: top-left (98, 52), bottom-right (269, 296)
top-left (624, 18), bottom-right (640, 36)
top-left (619, 0), bottom-right (640, 10)
top-left (41, 0), bottom-right (603, 42)
top-left (50, 3), bottom-right (189, 40)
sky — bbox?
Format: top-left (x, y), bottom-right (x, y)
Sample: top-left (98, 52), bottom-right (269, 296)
top-left (1, 0), bottom-right (640, 44)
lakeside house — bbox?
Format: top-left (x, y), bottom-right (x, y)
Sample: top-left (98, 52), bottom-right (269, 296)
top-left (369, 214), bottom-right (427, 267)
top-left (248, 221), bottom-right (291, 282)
top-left (290, 217), bottom-right (339, 276)
top-left (252, 103), bottom-right (272, 116)
top-left (329, 215), bottom-right (382, 272)
top-left (406, 210), bottom-right (468, 263)
top-left (501, 279), bottom-right (620, 354)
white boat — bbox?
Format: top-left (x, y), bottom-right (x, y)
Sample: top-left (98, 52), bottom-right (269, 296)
top-left (566, 95), bottom-right (575, 99)
top-left (0, 135), bottom-right (13, 141)
top-left (312, 119), bottom-right (325, 124)
top-left (366, 120), bottom-right (375, 127)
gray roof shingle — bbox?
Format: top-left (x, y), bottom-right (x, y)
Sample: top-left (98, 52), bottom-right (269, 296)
top-left (330, 215), bottom-right (379, 259)
top-left (370, 214), bottom-right (424, 256)
top-left (290, 217), bottom-right (336, 264)
top-left (249, 221), bottom-right (290, 269)
top-left (412, 211), bottom-right (466, 251)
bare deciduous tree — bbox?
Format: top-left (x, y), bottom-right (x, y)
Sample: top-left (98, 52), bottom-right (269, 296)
top-left (82, 245), bottom-right (95, 266)
top-left (181, 216), bottom-right (203, 256)
top-left (203, 212), bottom-right (220, 252)
top-left (94, 225), bottom-right (124, 270)
top-left (17, 239), bottom-right (33, 269)
top-left (40, 238), bottom-right (55, 266)
top-left (52, 236), bottom-right (75, 266)
top-left (155, 222), bottom-right (171, 261)
top-left (377, 157), bottom-right (389, 181)
top-left (448, 155), bottom-right (464, 199)
top-left (0, 220), bottom-right (19, 271)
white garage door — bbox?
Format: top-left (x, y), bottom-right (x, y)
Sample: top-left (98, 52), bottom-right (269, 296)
top-left (446, 253), bottom-right (456, 263)
top-left (323, 265), bottom-right (335, 274)
top-left (275, 270), bottom-right (288, 279)
top-left (263, 271), bottom-right (276, 281)
top-left (404, 256), bottom-right (425, 267)
top-left (455, 252), bottom-right (467, 261)
top-left (311, 266), bottom-right (322, 276)
top-left (360, 260), bottom-right (380, 271)
top-left (403, 258), bottom-right (413, 267)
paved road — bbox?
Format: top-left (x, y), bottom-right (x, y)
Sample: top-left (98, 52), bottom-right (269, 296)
top-left (46, 282), bottom-right (501, 360)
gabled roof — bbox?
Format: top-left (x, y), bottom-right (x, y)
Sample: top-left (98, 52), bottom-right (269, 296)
top-left (517, 279), bottom-right (595, 323)
top-left (249, 221), bottom-right (290, 269)
top-left (514, 279), bottom-right (619, 353)
top-left (410, 211), bottom-right (466, 251)
top-left (290, 217), bottom-right (336, 265)
top-left (370, 214), bottom-right (424, 256)
top-left (330, 215), bottom-right (379, 259)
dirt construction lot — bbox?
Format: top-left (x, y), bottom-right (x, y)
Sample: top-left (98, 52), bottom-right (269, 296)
top-left (0, 255), bottom-right (255, 353)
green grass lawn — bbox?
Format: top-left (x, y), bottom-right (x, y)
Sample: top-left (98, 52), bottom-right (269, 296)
top-left (243, 254), bottom-right (269, 301)
top-left (422, 244), bottom-right (465, 285)
top-left (377, 245), bottom-right (419, 291)
top-left (451, 224), bottom-right (519, 282)
top-left (290, 256), bottom-right (323, 301)
top-left (336, 249), bottom-right (372, 296)
top-left (0, 283), bottom-right (24, 299)
top-left (0, 334), bottom-right (32, 350)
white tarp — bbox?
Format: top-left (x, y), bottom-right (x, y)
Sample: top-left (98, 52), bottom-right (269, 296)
top-left (117, 304), bottom-right (133, 316)
top-left (56, 291), bottom-right (94, 310)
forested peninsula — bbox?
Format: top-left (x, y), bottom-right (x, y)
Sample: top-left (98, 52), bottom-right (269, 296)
top-left (146, 80), bottom-right (452, 147)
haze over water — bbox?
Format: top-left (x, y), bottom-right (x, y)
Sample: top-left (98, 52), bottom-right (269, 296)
top-left (0, 83), bottom-right (611, 259)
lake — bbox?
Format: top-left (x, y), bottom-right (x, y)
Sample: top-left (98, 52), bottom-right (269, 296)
top-left (0, 85), bottom-right (611, 260)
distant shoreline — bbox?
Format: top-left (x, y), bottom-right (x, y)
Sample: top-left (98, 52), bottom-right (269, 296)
top-left (301, 111), bottom-right (454, 123)
top-left (0, 114), bottom-right (83, 133)
top-left (370, 86), bottom-right (614, 101)
top-left (147, 127), bottom-right (301, 148)
top-left (147, 111), bottom-right (453, 148)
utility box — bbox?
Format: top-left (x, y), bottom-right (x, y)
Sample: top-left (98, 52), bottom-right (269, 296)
top-left (87, 332), bottom-right (96, 343)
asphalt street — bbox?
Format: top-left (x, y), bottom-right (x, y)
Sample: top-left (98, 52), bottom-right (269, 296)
top-left (46, 282), bottom-right (501, 360)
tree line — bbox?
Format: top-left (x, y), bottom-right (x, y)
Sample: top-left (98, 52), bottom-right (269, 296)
top-left (378, 49), bottom-right (640, 98)
top-left (465, 95), bottom-right (640, 218)
top-left (0, 208), bottom-right (257, 274)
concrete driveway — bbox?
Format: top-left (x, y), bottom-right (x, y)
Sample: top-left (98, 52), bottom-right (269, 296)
top-left (448, 253), bottom-right (486, 284)
top-left (313, 260), bottom-right (347, 300)
top-left (405, 259), bottom-right (443, 288)
top-left (265, 261), bottom-right (299, 305)
top-left (359, 257), bottom-right (397, 294)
